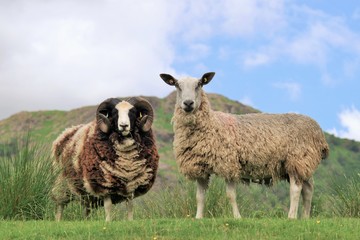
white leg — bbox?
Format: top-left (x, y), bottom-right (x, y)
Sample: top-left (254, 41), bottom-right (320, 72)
top-left (104, 196), bottom-right (112, 222)
top-left (226, 180), bottom-right (241, 219)
top-left (55, 204), bottom-right (64, 222)
top-left (126, 199), bottom-right (134, 221)
top-left (288, 175), bottom-right (303, 219)
top-left (195, 177), bottom-right (209, 219)
top-left (301, 178), bottom-right (314, 219)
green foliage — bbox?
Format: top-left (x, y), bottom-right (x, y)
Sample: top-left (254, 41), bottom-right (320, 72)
top-left (329, 174), bottom-right (360, 217)
top-left (0, 135), bottom-right (55, 220)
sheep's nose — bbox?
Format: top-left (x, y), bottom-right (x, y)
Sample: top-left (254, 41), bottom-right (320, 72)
top-left (119, 124), bottom-right (128, 129)
top-left (183, 100), bottom-right (194, 107)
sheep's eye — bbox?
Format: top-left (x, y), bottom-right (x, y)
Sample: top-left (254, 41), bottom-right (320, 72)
top-left (175, 83), bottom-right (182, 91)
top-left (129, 108), bottom-right (137, 119)
top-left (100, 110), bottom-right (109, 118)
top-left (195, 83), bottom-right (201, 90)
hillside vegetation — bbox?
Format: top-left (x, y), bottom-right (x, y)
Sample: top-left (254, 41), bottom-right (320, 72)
top-left (0, 92), bottom-right (359, 221)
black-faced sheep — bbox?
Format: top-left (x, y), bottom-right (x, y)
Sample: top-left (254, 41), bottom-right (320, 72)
top-left (160, 72), bottom-right (329, 219)
top-left (52, 97), bottom-right (159, 222)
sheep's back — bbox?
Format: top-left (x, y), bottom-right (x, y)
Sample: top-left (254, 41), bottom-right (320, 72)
top-left (218, 112), bottom-right (328, 181)
top-left (174, 110), bottom-right (328, 182)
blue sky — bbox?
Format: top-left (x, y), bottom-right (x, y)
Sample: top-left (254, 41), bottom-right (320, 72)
top-left (0, 0), bottom-right (359, 141)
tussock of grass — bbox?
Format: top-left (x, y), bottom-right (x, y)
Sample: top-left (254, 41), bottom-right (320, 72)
top-left (0, 135), bottom-right (55, 220)
top-left (329, 174), bottom-right (360, 217)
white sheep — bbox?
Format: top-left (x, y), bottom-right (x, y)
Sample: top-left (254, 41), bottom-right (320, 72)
top-left (160, 72), bottom-right (329, 219)
top-left (52, 97), bottom-right (159, 222)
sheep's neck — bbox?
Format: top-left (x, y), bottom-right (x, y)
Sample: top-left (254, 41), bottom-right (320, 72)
top-left (99, 138), bottom-right (152, 196)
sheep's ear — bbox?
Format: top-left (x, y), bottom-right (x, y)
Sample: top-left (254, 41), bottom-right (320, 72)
top-left (160, 73), bottom-right (178, 86)
top-left (200, 72), bottom-right (215, 86)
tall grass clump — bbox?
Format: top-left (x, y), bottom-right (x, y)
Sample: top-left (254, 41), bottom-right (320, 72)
top-left (135, 176), bottom-right (288, 219)
top-left (133, 177), bottom-right (233, 219)
top-left (329, 174), bottom-right (360, 217)
top-left (0, 134), bottom-right (55, 220)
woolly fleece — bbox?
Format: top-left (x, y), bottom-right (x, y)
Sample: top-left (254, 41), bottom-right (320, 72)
top-left (172, 90), bottom-right (329, 183)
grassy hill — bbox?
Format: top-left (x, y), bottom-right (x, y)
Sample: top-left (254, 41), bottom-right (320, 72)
top-left (0, 91), bottom-right (359, 220)
top-left (0, 92), bottom-right (260, 183)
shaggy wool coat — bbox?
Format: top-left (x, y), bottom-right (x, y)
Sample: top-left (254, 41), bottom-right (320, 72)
top-left (172, 90), bottom-right (329, 183)
top-left (52, 120), bottom-right (159, 204)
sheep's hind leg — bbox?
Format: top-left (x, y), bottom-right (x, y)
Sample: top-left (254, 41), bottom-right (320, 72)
top-left (195, 176), bottom-right (210, 219)
top-left (226, 180), bottom-right (241, 219)
top-left (288, 175), bottom-right (303, 219)
top-left (52, 176), bottom-right (71, 222)
top-left (301, 178), bottom-right (314, 219)
top-left (104, 196), bottom-right (112, 222)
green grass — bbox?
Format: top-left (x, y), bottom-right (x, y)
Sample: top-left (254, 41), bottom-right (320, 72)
top-left (1, 218), bottom-right (359, 240)
top-left (0, 135), bottom-right (55, 220)
top-left (1, 135), bottom-right (360, 239)
top-left (329, 174), bottom-right (360, 217)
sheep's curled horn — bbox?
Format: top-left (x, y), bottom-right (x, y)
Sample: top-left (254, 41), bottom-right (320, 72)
top-left (96, 97), bottom-right (154, 134)
top-left (127, 97), bottom-right (154, 132)
top-left (96, 98), bottom-right (114, 133)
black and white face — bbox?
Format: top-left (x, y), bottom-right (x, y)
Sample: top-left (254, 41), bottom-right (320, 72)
top-left (160, 72), bottom-right (215, 113)
top-left (97, 99), bottom-right (138, 137)
top-left (115, 101), bottom-right (137, 136)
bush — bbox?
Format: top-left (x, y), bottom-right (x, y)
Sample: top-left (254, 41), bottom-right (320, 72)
top-left (0, 135), bottom-right (55, 220)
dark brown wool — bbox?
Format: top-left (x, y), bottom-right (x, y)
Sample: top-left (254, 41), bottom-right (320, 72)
top-left (52, 120), bottom-right (159, 207)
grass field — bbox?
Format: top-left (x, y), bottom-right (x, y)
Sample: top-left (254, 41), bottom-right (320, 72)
top-left (1, 136), bottom-right (359, 239)
top-left (1, 218), bottom-right (359, 240)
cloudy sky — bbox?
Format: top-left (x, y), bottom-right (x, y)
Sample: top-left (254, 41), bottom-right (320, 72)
top-left (0, 0), bottom-right (359, 141)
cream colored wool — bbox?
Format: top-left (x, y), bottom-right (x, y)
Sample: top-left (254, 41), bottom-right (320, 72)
top-left (99, 138), bottom-right (152, 195)
top-left (172, 90), bottom-right (329, 183)
top-left (52, 121), bottom-right (153, 197)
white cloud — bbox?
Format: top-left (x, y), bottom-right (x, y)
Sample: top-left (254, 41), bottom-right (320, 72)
top-left (273, 82), bottom-right (302, 101)
top-left (221, 0), bottom-right (285, 37)
top-left (238, 4), bottom-right (360, 84)
top-left (0, 0), bottom-right (180, 119)
top-left (243, 53), bottom-right (271, 68)
top-left (0, 0), bottom-right (359, 130)
top-left (0, 0), bottom-right (292, 120)
top-left (329, 106), bottom-right (360, 141)
top-left (287, 19), bottom-right (360, 67)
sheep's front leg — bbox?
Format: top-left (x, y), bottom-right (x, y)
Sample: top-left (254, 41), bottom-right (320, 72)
top-left (55, 204), bottom-right (64, 222)
top-left (126, 198), bottom-right (134, 221)
top-left (226, 180), bottom-right (241, 219)
top-left (195, 177), bottom-right (209, 219)
top-left (288, 175), bottom-right (303, 219)
top-left (301, 178), bottom-right (314, 219)
top-left (104, 196), bottom-right (112, 222)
